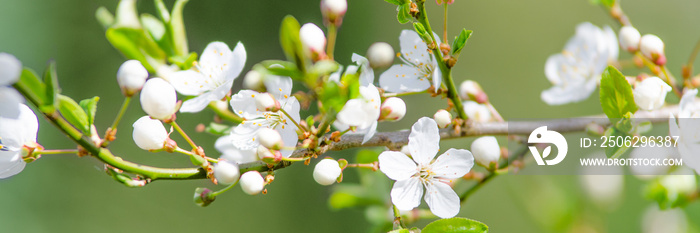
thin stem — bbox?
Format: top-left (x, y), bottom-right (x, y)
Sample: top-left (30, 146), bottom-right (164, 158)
top-left (687, 37), bottom-right (700, 73)
top-left (382, 89), bottom-right (429, 98)
top-left (486, 103), bottom-right (504, 122)
top-left (280, 108), bottom-right (303, 132)
top-left (34, 149), bottom-right (79, 155)
top-left (208, 102), bottom-right (243, 123)
top-left (443, 2), bottom-right (448, 45)
top-left (459, 145), bottom-right (528, 202)
top-left (392, 204), bottom-right (407, 229)
top-left (346, 163), bottom-right (377, 170)
top-left (210, 180), bottom-right (239, 197)
top-left (175, 147), bottom-right (217, 163)
top-left (416, 0), bottom-right (468, 120)
top-left (661, 66), bottom-right (682, 96)
top-left (110, 96), bottom-right (131, 131)
top-left (170, 121), bottom-right (198, 149)
top-left (280, 156), bottom-right (307, 162)
top-left (327, 24), bottom-right (337, 60)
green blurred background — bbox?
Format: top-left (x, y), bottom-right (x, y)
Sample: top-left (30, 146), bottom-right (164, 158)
top-left (1, 0), bottom-right (699, 232)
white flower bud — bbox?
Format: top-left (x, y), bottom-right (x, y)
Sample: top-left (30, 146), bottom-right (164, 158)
top-left (313, 159), bottom-right (342, 186)
top-left (240, 171), bottom-right (265, 195)
top-left (257, 128), bottom-right (283, 150)
top-left (321, 0), bottom-right (347, 24)
top-left (243, 70), bottom-right (264, 91)
top-left (633, 77), bottom-right (671, 111)
top-left (459, 80), bottom-right (487, 103)
top-left (366, 42), bottom-right (394, 69)
top-left (140, 78), bottom-right (177, 120)
top-left (463, 101), bottom-right (491, 123)
top-left (640, 34), bottom-right (666, 65)
top-left (379, 97), bottom-right (406, 121)
top-left (433, 109), bottom-right (452, 128)
top-left (470, 136), bottom-right (500, 167)
top-left (117, 60), bottom-right (148, 96)
top-left (132, 116), bottom-right (168, 150)
top-left (257, 145), bottom-right (275, 160)
top-left (254, 93), bottom-right (280, 112)
top-left (214, 161), bottom-right (240, 185)
top-left (300, 23), bottom-right (327, 53)
top-left (619, 26), bottom-right (641, 52)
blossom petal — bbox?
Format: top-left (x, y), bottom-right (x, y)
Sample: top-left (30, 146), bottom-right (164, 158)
top-left (200, 42), bottom-right (232, 70)
top-left (337, 99), bottom-right (369, 127)
top-left (424, 181), bottom-right (461, 218)
top-left (678, 89), bottom-right (698, 118)
top-left (602, 26), bottom-right (619, 61)
top-left (0, 87), bottom-right (25, 119)
top-left (0, 53), bottom-right (21, 86)
top-left (281, 96), bottom-right (301, 123)
top-left (408, 117), bottom-right (440, 165)
top-left (541, 75), bottom-right (597, 105)
top-left (180, 91), bottom-right (216, 113)
top-left (264, 76), bottom-right (293, 100)
top-left (230, 123), bottom-right (262, 150)
top-left (225, 42), bottom-right (247, 82)
top-left (167, 70), bottom-right (211, 96)
top-left (431, 63), bottom-right (442, 89)
top-left (399, 30), bottom-right (431, 66)
top-left (0, 151), bottom-right (25, 179)
top-left (361, 121), bottom-right (378, 144)
top-left (0, 103), bottom-right (38, 149)
top-left (390, 177), bottom-right (423, 211)
top-left (379, 65), bottom-right (431, 93)
top-left (216, 134), bottom-right (259, 163)
top-left (352, 53), bottom-right (374, 86)
top-left (276, 122), bottom-right (299, 158)
top-left (230, 90), bottom-right (263, 119)
top-left (379, 151), bottom-right (418, 181)
top-left (431, 148), bottom-right (474, 179)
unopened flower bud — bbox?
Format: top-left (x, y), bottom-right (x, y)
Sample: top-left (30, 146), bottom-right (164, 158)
top-left (321, 0), bottom-right (347, 26)
top-left (254, 93), bottom-right (281, 112)
top-left (243, 70), bottom-right (264, 91)
top-left (471, 136), bottom-right (500, 167)
top-left (366, 42), bottom-right (394, 69)
top-left (459, 80), bottom-right (487, 103)
top-left (640, 34), bottom-right (666, 65)
top-left (463, 101), bottom-right (492, 122)
top-left (193, 187), bottom-right (215, 207)
top-left (214, 161), bottom-right (240, 185)
top-left (140, 78), bottom-right (177, 120)
top-left (379, 97), bottom-right (406, 121)
top-left (313, 158), bottom-right (342, 186)
top-left (633, 77), bottom-right (671, 111)
top-left (300, 23), bottom-right (327, 53)
top-left (132, 116), bottom-right (169, 150)
top-left (257, 128), bottom-right (283, 150)
top-left (117, 60), bottom-right (148, 96)
top-left (240, 171), bottom-right (265, 195)
top-left (433, 109), bottom-right (452, 128)
top-left (619, 26), bottom-right (641, 52)
top-left (439, 43), bottom-right (451, 56)
top-left (257, 145), bottom-right (281, 164)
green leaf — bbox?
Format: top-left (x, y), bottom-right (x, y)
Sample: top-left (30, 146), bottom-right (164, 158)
top-left (205, 122), bottom-right (232, 136)
top-left (388, 229), bottom-right (410, 233)
top-left (422, 218), bottom-right (489, 233)
top-left (141, 13), bottom-right (176, 56)
top-left (310, 60), bottom-right (339, 76)
top-left (153, 0), bottom-right (171, 23)
top-left (168, 52), bottom-right (198, 70)
top-left (603, 127), bottom-right (631, 158)
top-left (397, 3), bottom-right (412, 24)
top-left (385, 0), bottom-right (410, 5)
top-left (79, 97), bottom-right (100, 128)
top-left (599, 66), bottom-right (637, 119)
top-left (259, 60), bottom-right (301, 78)
top-left (169, 0), bottom-right (190, 56)
top-left (16, 68), bottom-right (47, 107)
top-left (451, 29), bottom-right (473, 58)
top-left (106, 27), bottom-right (167, 72)
top-left (57, 95), bottom-right (91, 134)
top-left (43, 61), bottom-right (59, 111)
top-left (279, 15), bottom-right (307, 73)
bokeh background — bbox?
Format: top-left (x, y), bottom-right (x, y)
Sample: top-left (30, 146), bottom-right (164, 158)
top-left (1, 0), bottom-right (699, 232)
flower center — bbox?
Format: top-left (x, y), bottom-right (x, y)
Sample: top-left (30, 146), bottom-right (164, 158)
top-left (0, 137), bottom-right (7, 151)
top-left (414, 164), bottom-right (435, 182)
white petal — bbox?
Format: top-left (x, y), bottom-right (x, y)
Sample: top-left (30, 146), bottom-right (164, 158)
top-left (602, 26), bottom-right (619, 61)
top-left (408, 117), bottom-right (440, 165)
top-left (216, 134), bottom-right (259, 163)
top-left (678, 89), bottom-right (698, 118)
top-left (399, 30), bottom-right (432, 66)
top-left (230, 90), bottom-right (263, 119)
top-left (179, 79), bottom-right (233, 113)
top-left (281, 96), bottom-right (301, 123)
top-left (230, 123), bottom-right (262, 150)
top-left (200, 42), bottom-right (232, 70)
top-left (0, 87), bottom-right (24, 119)
top-left (0, 151), bottom-right (26, 179)
top-left (275, 122), bottom-right (298, 158)
top-left (541, 76), bottom-right (598, 105)
top-left (0, 103), bottom-right (38, 149)
top-left (167, 70), bottom-right (212, 96)
top-left (390, 177), bottom-right (423, 211)
top-left (337, 99), bottom-right (369, 127)
top-left (352, 53), bottom-right (374, 86)
top-left (0, 53), bottom-right (21, 86)
top-left (544, 54), bottom-right (565, 85)
top-left (264, 76), bottom-right (293, 100)
top-left (431, 148), bottom-right (474, 179)
top-left (225, 42), bottom-right (247, 82)
top-left (431, 63), bottom-right (442, 89)
top-left (361, 121), bottom-right (378, 144)
top-left (424, 181), bottom-right (461, 218)
top-left (379, 151), bottom-right (417, 181)
top-left (379, 64), bottom-right (431, 93)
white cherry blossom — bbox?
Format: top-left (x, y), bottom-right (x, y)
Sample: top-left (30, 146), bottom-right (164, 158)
top-left (542, 22), bottom-right (618, 105)
top-left (378, 117), bottom-right (474, 218)
top-left (215, 133), bottom-right (258, 164)
top-left (229, 76), bottom-right (300, 157)
top-left (335, 84), bottom-right (381, 144)
top-left (380, 30), bottom-right (442, 93)
top-left (0, 103), bottom-right (39, 179)
top-left (167, 41), bottom-right (246, 113)
top-left (669, 89), bottom-right (700, 174)
top-left (633, 77), bottom-right (671, 111)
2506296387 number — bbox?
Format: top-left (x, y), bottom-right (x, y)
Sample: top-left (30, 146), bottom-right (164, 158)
top-left (580, 136), bottom-right (680, 148)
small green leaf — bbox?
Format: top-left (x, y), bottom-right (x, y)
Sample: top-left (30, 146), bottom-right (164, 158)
top-left (95, 6), bottom-right (115, 30)
top-left (168, 52), bottom-right (198, 70)
top-left (279, 15), bottom-right (307, 73)
top-left (169, 0), bottom-right (190, 56)
top-left (599, 66), bottom-right (637, 119)
top-left (259, 60), bottom-right (301, 78)
top-left (153, 0), bottom-right (171, 23)
top-left (79, 96), bottom-right (100, 128)
top-left (57, 95), bottom-right (91, 134)
top-left (385, 0), bottom-right (410, 5)
top-left (15, 68), bottom-right (47, 107)
top-left (310, 60), bottom-right (339, 76)
top-left (451, 29), bottom-right (472, 58)
top-left (141, 13), bottom-right (176, 56)
top-left (43, 61), bottom-right (59, 111)
top-left (106, 27), bottom-right (167, 72)
top-left (205, 122), bottom-right (232, 136)
top-left (422, 217), bottom-right (489, 233)
top-left (397, 3), bottom-right (412, 24)
top-left (603, 127), bottom-right (631, 158)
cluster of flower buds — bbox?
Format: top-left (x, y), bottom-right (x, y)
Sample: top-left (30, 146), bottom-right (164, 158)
top-left (313, 158), bottom-right (342, 186)
top-left (619, 26), bottom-right (666, 66)
top-left (379, 97), bottom-right (406, 121)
